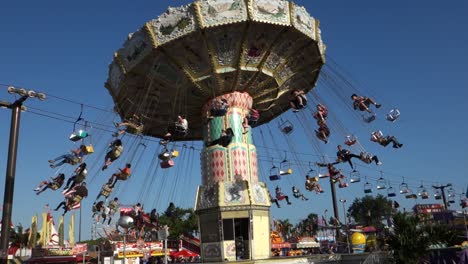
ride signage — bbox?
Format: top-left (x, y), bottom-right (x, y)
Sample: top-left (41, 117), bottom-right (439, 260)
top-left (115, 241), bottom-right (168, 258)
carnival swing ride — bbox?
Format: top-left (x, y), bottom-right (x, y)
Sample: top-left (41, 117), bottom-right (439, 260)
top-left (13, 0), bottom-right (465, 262)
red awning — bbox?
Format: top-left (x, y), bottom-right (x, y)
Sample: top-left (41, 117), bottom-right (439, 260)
top-left (170, 249), bottom-right (199, 258)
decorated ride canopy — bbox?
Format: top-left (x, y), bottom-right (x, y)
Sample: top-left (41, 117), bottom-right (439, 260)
top-left (106, 0), bottom-right (325, 140)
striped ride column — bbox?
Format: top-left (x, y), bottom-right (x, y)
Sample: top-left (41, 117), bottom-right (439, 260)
top-left (201, 92), bottom-right (258, 186)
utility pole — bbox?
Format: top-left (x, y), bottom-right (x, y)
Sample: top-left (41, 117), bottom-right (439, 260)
top-left (330, 177), bottom-right (340, 229)
top-left (0, 87), bottom-right (45, 261)
top-left (339, 199), bottom-right (351, 254)
top-left (432, 184), bottom-right (452, 210)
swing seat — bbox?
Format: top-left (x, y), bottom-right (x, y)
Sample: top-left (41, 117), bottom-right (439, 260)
top-left (211, 108), bottom-right (228, 117)
top-left (421, 193), bottom-right (429, 199)
top-left (69, 130), bottom-right (88, 142)
top-left (350, 178), bottom-right (361, 183)
top-left (376, 185), bottom-right (386, 190)
top-left (158, 151), bottom-right (172, 161)
top-left (101, 189), bottom-right (111, 197)
top-left (279, 168), bottom-right (292, 175)
top-left (85, 145), bottom-right (94, 154)
top-left (386, 108), bottom-right (400, 122)
top-left (434, 194), bottom-right (442, 200)
top-left (171, 150), bottom-right (179, 158)
top-left (339, 183), bottom-right (349, 188)
top-left (269, 175), bottom-right (281, 181)
top-left (345, 139), bottom-right (357, 146)
top-left (318, 173), bottom-right (328, 179)
top-left (387, 192), bottom-right (396, 197)
top-left (362, 113), bottom-right (376, 123)
top-left (350, 171), bottom-right (361, 183)
top-left (405, 194), bottom-right (417, 199)
top-left (364, 189), bottom-right (372, 194)
top-left (282, 126), bottom-right (293, 134)
top-left (279, 119), bottom-right (294, 135)
top-left (160, 160), bottom-right (175, 169)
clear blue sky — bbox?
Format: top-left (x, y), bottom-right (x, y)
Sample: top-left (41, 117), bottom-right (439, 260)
top-left (0, 0), bottom-right (467, 241)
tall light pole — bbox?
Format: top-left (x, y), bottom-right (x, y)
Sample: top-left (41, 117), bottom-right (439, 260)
top-left (0, 87), bottom-right (45, 261)
top-left (339, 199), bottom-right (351, 254)
top-left (118, 216), bottom-right (134, 264)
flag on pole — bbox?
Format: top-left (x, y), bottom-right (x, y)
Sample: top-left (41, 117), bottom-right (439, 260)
top-left (40, 212), bottom-right (48, 247)
top-left (28, 215), bottom-right (38, 248)
top-left (58, 215), bottom-right (64, 247)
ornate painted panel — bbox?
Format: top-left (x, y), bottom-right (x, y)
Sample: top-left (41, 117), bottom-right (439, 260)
top-left (116, 29), bottom-right (152, 73)
top-left (197, 0), bottom-right (248, 28)
top-left (149, 5), bottom-right (198, 46)
top-left (250, 0), bottom-right (291, 25)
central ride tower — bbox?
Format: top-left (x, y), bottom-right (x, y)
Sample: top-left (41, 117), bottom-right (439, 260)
top-left (105, 0), bottom-right (325, 262)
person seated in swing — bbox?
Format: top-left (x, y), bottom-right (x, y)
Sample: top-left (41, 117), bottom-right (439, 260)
top-left (315, 121), bottom-right (330, 144)
top-left (107, 163), bottom-right (132, 188)
top-left (320, 164), bottom-right (348, 188)
top-left (150, 209), bottom-right (159, 226)
top-left (92, 201), bottom-right (105, 220)
top-left (174, 115), bottom-right (188, 135)
top-left (336, 145), bottom-right (361, 170)
top-left (207, 128), bottom-right (234, 147)
top-left (96, 181), bottom-right (114, 201)
top-left (207, 98), bottom-right (229, 119)
top-left (290, 89), bottom-right (308, 112)
top-left (351, 93), bottom-right (381, 113)
top-left (101, 205), bottom-right (112, 225)
top-left (313, 103), bottom-right (328, 123)
top-left (108, 197), bottom-right (120, 217)
top-left (359, 152), bottom-right (382, 166)
top-left (160, 132), bottom-right (172, 146)
top-left (292, 186), bottom-right (309, 201)
top-left (55, 182), bottom-right (88, 216)
top-left (371, 131), bottom-right (403, 148)
top-left (63, 163), bottom-right (87, 192)
top-left (269, 193), bottom-right (281, 208)
top-left (242, 108), bottom-right (260, 134)
top-left (114, 114), bottom-right (144, 136)
top-left (102, 139), bottom-right (124, 171)
top-left (305, 175), bottom-right (323, 193)
top-left (48, 145), bottom-right (88, 168)
top-left (275, 186), bottom-right (292, 205)
top-left (34, 173), bottom-right (65, 195)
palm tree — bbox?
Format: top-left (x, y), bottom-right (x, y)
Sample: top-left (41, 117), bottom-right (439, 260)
top-left (387, 213), bottom-right (429, 263)
top-left (295, 213), bottom-right (318, 237)
top-left (276, 219), bottom-right (293, 241)
top-left (348, 194), bottom-right (393, 228)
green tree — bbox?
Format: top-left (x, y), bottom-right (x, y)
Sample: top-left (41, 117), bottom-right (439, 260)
top-left (424, 222), bottom-right (461, 246)
top-left (10, 224), bottom-right (29, 249)
top-left (387, 213), bottom-right (429, 263)
top-left (295, 213), bottom-right (318, 237)
top-left (158, 204), bottom-right (198, 239)
top-left (348, 194), bottom-right (393, 228)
